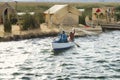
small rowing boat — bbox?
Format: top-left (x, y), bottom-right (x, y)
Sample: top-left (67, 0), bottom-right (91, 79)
top-left (52, 41), bottom-right (75, 51)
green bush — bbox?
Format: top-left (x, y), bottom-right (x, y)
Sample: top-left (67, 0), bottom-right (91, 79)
top-left (10, 15), bottom-right (18, 24)
top-left (4, 20), bottom-right (11, 32)
top-left (115, 6), bottom-right (120, 21)
top-left (34, 11), bottom-right (45, 24)
top-left (79, 15), bottom-right (85, 25)
top-left (114, 12), bottom-right (120, 21)
top-left (10, 17), bottom-right (18, 24)
top-left (22, 13), bottom-right (40, 30)
top-left (79, 9), bottom-right (92, 25)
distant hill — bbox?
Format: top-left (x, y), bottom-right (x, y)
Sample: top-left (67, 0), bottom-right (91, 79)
top-left (36, 0), bottom-right (120, 2)
top-left (0, 0), bottom-right (120, 2)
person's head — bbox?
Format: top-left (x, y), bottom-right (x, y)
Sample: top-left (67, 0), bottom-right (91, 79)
top-left (70, 32), bottom-right (72, 34)
top-left (62, 31), bottom-right (65, 34)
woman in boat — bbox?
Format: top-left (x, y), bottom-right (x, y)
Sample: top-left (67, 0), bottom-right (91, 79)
top-left (68, 28), bottom-right (75, 42)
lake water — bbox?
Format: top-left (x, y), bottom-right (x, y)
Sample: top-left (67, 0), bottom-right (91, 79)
top-left (0, 31), bottom-right (120, 80)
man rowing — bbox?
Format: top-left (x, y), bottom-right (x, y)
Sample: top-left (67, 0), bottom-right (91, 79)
top-left (68, 28), bottom-right (75, 42)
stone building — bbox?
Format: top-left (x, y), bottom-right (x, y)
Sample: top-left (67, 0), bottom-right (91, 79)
top-left (92, 7), bottom-right (115, 25)
top-left (0, 3), bottom-right (17, 24)
top-left (44, 4), bottom-right (81, 27)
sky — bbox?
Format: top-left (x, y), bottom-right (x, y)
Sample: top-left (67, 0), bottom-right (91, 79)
top-left (0, 0), bottom-right (35, 2)
top-left (0, 0), bottom-right (119, 2)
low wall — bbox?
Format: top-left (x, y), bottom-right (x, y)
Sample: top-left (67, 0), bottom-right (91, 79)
top-left (0, 25), bottom-right (22, 37)
top-left (0, 25), bottom-right (4, 37)
top-left (12, 25), bottom-right (21, 35)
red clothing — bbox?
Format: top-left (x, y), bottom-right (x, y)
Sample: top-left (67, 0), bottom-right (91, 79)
top-left (96, 8), bottom-right (101, 13)
top-left (69, 30), bottom-right (75, 41)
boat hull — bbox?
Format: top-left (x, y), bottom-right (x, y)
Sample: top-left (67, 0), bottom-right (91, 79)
top-left (52, 42), bottom-right (74, 51)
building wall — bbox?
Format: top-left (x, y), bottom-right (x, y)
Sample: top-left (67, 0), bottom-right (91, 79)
top-left (55, 6), bottom-right (68, 19)
top-left (45, 6), bottom-right (80, 26)
top-left (12, 25), bottom-right (21, 35)
top-left (92, 8), bottom-right (106, 21)
top-left (0, 25), bottom-right (4, 37)
top-left (61, 13), bottom-right (78, 26)
top-left (0, 3), bottom-right (17, 24)
top-left (92, 7), bottom-right (115, 24)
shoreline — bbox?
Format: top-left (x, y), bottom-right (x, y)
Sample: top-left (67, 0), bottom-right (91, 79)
top-left (0, 30), bottom-right (101, 42)
top-left (0, 31), bottom-right (88, 42)
top-left (0, 31), bottom-right (59, 42)
top-left (0, 25), bottom-right (103, 42)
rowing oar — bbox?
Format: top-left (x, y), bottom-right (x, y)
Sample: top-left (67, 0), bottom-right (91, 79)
top-left (74, 42), bottom-right (80, 47)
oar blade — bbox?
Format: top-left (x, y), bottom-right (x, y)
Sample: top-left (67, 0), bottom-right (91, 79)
top-left (74, 42), bottom-right (80, 47)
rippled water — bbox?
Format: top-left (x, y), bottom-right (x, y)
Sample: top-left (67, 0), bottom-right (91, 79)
top-left (0, 31), bottom-right (120, 80)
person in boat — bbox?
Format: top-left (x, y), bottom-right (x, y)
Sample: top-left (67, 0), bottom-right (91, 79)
top-left (56, 31), bottom-right (68, 43)
top-left (68, 28), bottom-right (75, 42)
top-left (60, 31), bottom-right (68, 42)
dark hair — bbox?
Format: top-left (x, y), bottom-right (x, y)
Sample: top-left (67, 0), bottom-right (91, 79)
top-left (62, 31), bottom-right (65, 34)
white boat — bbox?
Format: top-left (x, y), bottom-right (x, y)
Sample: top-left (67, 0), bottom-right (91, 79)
top-left (52, 41), bottom-right (75, 51)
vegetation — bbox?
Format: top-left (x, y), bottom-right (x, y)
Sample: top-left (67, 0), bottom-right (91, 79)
top-left (21, 10), bottom-right (45, 30)
top-left (4, 19), bottom-right (11, 32)
top-left (114, 6), bottom-right (120, 21)
top-left (0, 2), bottom-right (119, 12)
top-left (79, 8), bottom-right (92, 25)
top-left (22, 13), bottom-right (38, 30)
top-left (1, 2), bottom-right (120, 41)
top-left (10, 15), bottom-right (18, 24)
top-left (0, 2), bottom-right (120, 30)
top-left (34, 11), bottom-right (45, 24)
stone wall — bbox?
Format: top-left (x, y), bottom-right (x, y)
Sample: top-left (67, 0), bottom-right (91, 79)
top-left (0, 25), bottom-right (22, 37)
top-left (0, 25), bottom-right (4, 37)
top-left (12, 25), bottom-right (21, 35)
